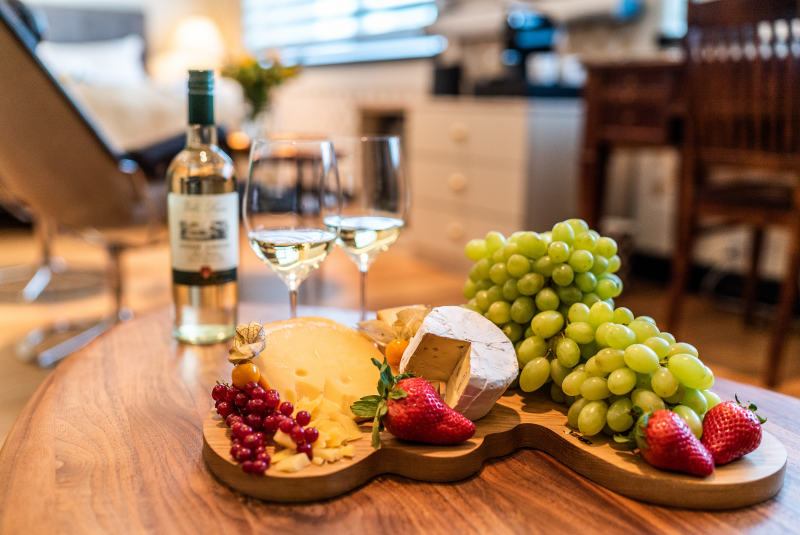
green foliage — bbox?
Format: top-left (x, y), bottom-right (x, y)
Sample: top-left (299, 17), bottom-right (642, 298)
top-left (222, 56), bottom-right (299, 119)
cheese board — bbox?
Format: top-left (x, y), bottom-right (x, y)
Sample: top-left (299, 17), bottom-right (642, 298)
top-left (203, 388), bottom-right (787, 509)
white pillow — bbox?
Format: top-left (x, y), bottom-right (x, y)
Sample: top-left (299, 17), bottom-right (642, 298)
top-left (36, 34), bottom-right (147, 87)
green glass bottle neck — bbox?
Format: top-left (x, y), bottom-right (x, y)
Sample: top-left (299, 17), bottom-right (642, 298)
top-left (186, 124), bottom-right (218, 148)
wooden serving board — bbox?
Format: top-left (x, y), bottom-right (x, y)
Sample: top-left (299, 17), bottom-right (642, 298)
top-left (203, 389), bottom-right (787, 508)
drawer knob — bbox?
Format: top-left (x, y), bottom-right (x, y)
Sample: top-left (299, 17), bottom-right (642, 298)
top-left (449, 122), bottom-right (469, 142)
top-left (448, 172), bottom-right (466, 192)
top-left (446, 221), bottom-right (464, 241)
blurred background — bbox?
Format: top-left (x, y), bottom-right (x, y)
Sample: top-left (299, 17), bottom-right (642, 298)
top-left (2, 0), bottom-right (800, 447)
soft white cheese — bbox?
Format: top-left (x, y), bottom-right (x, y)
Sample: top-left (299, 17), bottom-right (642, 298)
top-left (398, 306), bottom-right (518, 421)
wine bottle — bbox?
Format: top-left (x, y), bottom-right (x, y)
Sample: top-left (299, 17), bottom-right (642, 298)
top-left (167, 70), bottom-right (238, 344)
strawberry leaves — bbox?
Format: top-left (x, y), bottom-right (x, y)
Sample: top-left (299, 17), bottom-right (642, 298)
top-left (735, 394), bottom-right (768, 424)
top-left (350, 358), bottom-right (415, 450)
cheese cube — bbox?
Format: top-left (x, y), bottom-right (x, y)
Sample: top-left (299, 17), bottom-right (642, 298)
top-left (297, 395), bottom-right (323, 415)
top-left (313, 447), bottom-right (343, 463)
top-left (325, 427), bottom-right (347, 448)
top-left (273, 430), bottom-right (296, 450)
top-left (331, 412), bottom-right (363, 441)
top-left (312, 457), bottom-right (325, 466)
top-left (270, 447), bottom-right (297, 464)
top-left (341, 444), bottom-right (355, 458)
top-left (275, 452), bottom-right (311, 472)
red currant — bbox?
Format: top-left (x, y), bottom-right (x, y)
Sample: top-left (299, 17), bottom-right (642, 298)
top-left (231, 438), bottom-right (242, 447)
top-left (234, 393), bottom-right (249, 407)
top-left (262, 415), bottom-right (280, 432)
top-left (234, 446), bottom-right (253, 462)
top-left (279, 402), bottom-right (294, 416)
top-left (254, 446), bottom-right (267, 457)
top-left (252, 459), bottom-right (268, 474)
top-left (264, 390), bottom-right (280, 408)
top-left (225, 386), bottom-right (242, 403)
top-left (229, 444), bottom-right (241, 459)
top-left (290, 425), bottom-right (305, 443)
top-left (296, 442), bottom-right (312, 459)
top-left (241, 460), bottom-right (255, 474)
top-left (295, 411), bottom-right (311, 426)
top-left (216, 401), bottom-right (234, 419)
top-left (234, 424), bottom-right (253, 441)
top-left (247, 399), bottom-right (267, 415)
top-left (243, 434), bottom-right (261, 450)
top-left (279, 418), bottom-right (295, 434)
top-left (225, 414), bottom-right (244, 428)
top-left (244, 381), bottom-right (259, 395)
top-left (245, 413), bottom-right (263, 430)
top-left (304, 427), bottom-right (319, 444)
top-left (212, 384), bottom-right (228, 401)
top-left (250, 387), bottom-right (267, 401)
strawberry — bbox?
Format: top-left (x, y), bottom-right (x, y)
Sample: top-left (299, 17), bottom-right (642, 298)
top-left (702, 395), bottom-right (766, 465)
top-left (616, 409), bottom-right (714, 477)
top-left (351, 359), bottom-right (476, 449)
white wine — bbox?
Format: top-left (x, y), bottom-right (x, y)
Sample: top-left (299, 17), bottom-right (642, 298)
top-left (248, 229), bottom-right (337, 289)
top-left (168, 70), bottom-right (237, 345)
top-left (323, 216), bottom-right (403, 267)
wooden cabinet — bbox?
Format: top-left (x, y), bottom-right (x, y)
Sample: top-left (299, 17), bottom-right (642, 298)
top-left (405, 97), bottom-right (584, 269)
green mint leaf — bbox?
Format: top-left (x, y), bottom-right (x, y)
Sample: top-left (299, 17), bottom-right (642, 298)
top-left (371, 358), bottom-right (383, 369)
top-left (388, 388), bottom-right (407, 400)
top-left (395, 373), bottom-right (415, 382)
top-left (371, 413), bottom-right (382, 450)
top-left (350, 397), bottom-right (381, 418)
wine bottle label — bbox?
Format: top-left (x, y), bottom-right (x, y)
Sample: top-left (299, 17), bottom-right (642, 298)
top-left (168, 192), bottom-right (239, 286)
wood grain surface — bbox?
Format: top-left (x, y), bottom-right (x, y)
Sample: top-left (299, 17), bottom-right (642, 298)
top-left (1, 304), bottom-right (800, 535)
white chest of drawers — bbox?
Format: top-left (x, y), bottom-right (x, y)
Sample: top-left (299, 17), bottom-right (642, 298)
top-left (404, 97), bottom-right (584, 269)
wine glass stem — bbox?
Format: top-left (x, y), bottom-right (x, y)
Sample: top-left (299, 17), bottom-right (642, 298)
top-left (290, 289), bottom-right (298, 319)
top-left (359, 266), bottom-right (368, 321)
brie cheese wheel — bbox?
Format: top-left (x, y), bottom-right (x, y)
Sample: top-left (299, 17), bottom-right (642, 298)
top-left (398, 306), bottom-right (518, 421)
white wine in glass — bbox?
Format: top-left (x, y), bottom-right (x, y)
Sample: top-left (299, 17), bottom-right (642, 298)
top-left (326, 136), bottom-right (409, 320)
top-left (243, 139), bottom-right (341, 318)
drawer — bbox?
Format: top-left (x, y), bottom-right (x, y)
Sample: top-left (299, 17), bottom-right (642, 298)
top-left (409, 159), bottom-right (526, 218)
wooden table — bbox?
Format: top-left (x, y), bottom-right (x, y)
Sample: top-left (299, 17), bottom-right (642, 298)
top-left (1, 304), bottom-right (799, 535)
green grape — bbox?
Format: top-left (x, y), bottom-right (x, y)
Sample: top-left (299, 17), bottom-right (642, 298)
top-left (557, 303), bottom-right (571, 318)
top-left (475, 291), bottom-right (490, 312)
top-left (518, 335), bottom-right (548, 365)
top-left (524, 325), bottom-right (534, 338)
top-left (580, 377), bottom-right (611, 400)
top-left (573, 364), bottom-right (586, 373)
top-left (682, 387), bottom-right (708, 416)
top-left (668, 354), bottom-right (706, 387)
top-left (463, 302), bottom-right (482, 314)
top-left (606, 324), bottom-right (637, 350)
top-left (566, 218), bottom-right (590, 234)
top-left (643, 336), bottom-right (670, 360)
top-left (673, 405), bottom-right (703, 439)
top-left (604, 297), bottom-right (615, 308)
top-left (492, 249), bottom-right (505, 264)
top-left (485, 231), bottom-right (506, 254)
top-left (565, 395), bottom-right (576, 406)
top-left (628, 320), bottom-right (660, 343)
top-left (574, 272), bottom-right (597, 293)
top-left (659, 332), bottom-right (677, 345)
top-left (596, 348), bottom-right (626, 372)
top-left (701, 390), bottom-right (721, 409)
top-left (510, 296), bottom-right (535, 324)
top-left (635, 315), bottom-right (657, 325)
top-left (581, 292), bottom-right (601, 307)
top-left (487, 284), bottom-right (504, 304)
top-left (651, 367), bottom-right (679, 398)
top-left (463, 279), bottom-right (477, 299)
top-left (557, 338), bottom-right (581, 368)
top-left (565, 321), bottom-right (595, 344)
top-left (475, 278), bottom-right (493, 292)
top-left (517, 272), bottom-right (545, 296)
top-left (568, 397), bottom-right (590, 428)
top-left (550, 382), bottom-right (567, 404)
top-left (585, 357), bottom-right (608, 378)
top-left (568, 303), bottom-right (590, 323)
top-left (531, 310), bottom-right (564, 338)
top-left (551, 357), bottom-right (573, 386)
top-left (623, 344), bottom-right (660, 374)
top-left (612, 307), bottom-right (634, 325)
top-left (607, 398), bottom-right (635, 432)
top-left (465, 239), bottom-right (488, 261)
top-left (588, 301), bottom-right (614, 329)
top-left (562, 370), bottom-right (589, 396)
top-left (507, 254), bottom-right (531, 278)
top-left (535, 287), bottom-right (559, 311)
top-left (595, 237), bottom-right (618, 258)
top-left (552, 264), bottom-right (575, 286)
top-left (607, 254), bottom-right (621, 274)
top-left (594, 322), bottom-right (613, 348)
top-left (487, 301), bottom-right (512, 324)
top-left (555, 284), bottom-right (582, 306)
top-left (514, 339), bottom-right (523, 355)
top-left (520, 357), bottom-right (550, 392)
top-left (489, 263), bottom-right (511, 285)
top-left (696, 366), bottom-right (715, 390)
top-left (552, 222), bottom-right (575, 245)
top-left (532, 256), bottom-right (556, 277)
top-left (502, 279), bottom-right (520, 301)
top-left (568, 250), bottom-right (594, 273)
top-left (517, 231), bottom-right (547, 259)
top-left (595, 279), bottom-right (618, 300)
top-left (578, 400), bottom-right (608, 436)
top-left (475, 258), bottom-right (492, 280)
top-left (509, 372), bottom-right (521, 390)
top-left (469, 264), bottom-right (481, 282)
top-left (548, 241), bottom-right (570, 263)
top-left (574, 232), bottom-right (597, 252)
top-left (502, 322), bottom-right (523, 342)
top-left (631, 389), bottom-right (665, 412)
top-left (635, 372), bottom-right (654, 391)
top-left (579, 340), bottom-right (600, 359)
top-left (607, 367), bottom-right (637, 395)
top-left (669, 342), bottom-right (699, 358)
top-left (508, 231), bottom-right (524, 244)
top-left (589, 255), bottom-right (609, 276)
top-left (663, 382), bottom-right (685, 404)
top-left (502, 243), bottom-right (520, 262)
top-left (541, 231), bottom-right (553, 245)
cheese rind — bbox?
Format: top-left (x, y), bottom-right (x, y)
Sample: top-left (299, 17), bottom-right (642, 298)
top-left (399, 306), bottom-right (518, 421)
top-left (251, 317), bottom-right (382, 420)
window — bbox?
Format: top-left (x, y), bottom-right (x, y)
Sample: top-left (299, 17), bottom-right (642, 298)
top-left (662, 0), bottom-right (687, 40)
top-left (241, 0), bottom-right (447, 65)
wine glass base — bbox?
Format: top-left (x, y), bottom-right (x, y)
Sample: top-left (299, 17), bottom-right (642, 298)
top-left (0, 263), bottom-right (104, 304)
top-left (16, 316), bottom-right (115, 367)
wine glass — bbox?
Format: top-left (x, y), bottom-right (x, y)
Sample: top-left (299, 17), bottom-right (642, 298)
top-left (243, 138), bottom-right (342, 318)
top-left (326, 136), bottom-right (409, 320)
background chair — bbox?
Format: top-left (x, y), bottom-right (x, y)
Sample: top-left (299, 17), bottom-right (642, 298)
top-left (666, 0), bottom-right (800, 387)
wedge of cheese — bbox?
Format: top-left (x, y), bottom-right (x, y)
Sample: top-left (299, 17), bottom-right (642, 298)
top-left (251, 317), bottom-right (382, 420)
top-left (376, 305), bottom-right (426, 327)
top-left (399, 306), bottom-right (518, 421)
